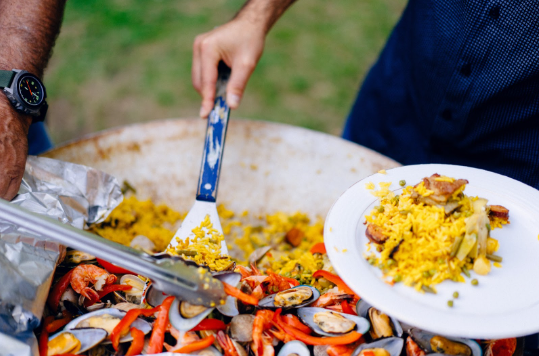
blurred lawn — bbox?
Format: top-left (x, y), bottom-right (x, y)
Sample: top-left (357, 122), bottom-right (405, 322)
top-left (44, 0), bottom-right (405, 144)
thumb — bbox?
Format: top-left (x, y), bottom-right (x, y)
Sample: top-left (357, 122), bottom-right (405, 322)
top-left (226, 59), bottom-right (256, 109)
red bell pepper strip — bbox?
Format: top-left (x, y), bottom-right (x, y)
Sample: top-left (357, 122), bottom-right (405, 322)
top-left (96, 257), bottom-right (135, 275)
top-left (172, 336), bottom-right (215, 354)
top-left (341, 300), bottom-right (357, 315)
top-left (146, 296), bottom-right (175, 354)
top-left (328, 343), bottom-right (361, 356)
top-left (312, 270), bottom-right (359, 298)
top-left (273, 309), bottom-right (362, 346)
top-left (111, 306), bottom-right (160, 351)
top-left (310, 242), bottom-right (327, 254)
top-left (223, 282), bottom-right (259, 305)
top-left (46, 269), bottom-right (74, 313)
top-left (190, 318), bottom-right (227, 331)
top-left (282, 314), bottom-right (311, 334)
top-left (45, 311), bottom-right (73, 333)
top-left (39, 316), bottom-right (54, 356)
top-left (363, 351), bottom-right (376, 356)
top-left (125, 328), bottom-right (145, 356)
top-left (83, 284), bottom-right (133, 307)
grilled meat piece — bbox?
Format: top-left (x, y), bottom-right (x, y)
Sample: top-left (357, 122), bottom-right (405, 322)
top-left (366, 223), bottom-right (388, 244)
top-left (412, 174), bottom-right (468, 207)
top-left (488, 205), bottom-right (509, 220)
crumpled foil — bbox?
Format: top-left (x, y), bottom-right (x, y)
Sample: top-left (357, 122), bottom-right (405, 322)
top-left (0, 156), bottom-right (122, 355)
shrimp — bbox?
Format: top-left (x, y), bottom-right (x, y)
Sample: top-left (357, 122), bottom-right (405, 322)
top-left (216, 330), bottom-right (241, 356)
top-left (252, 310), bottom-right (274, 356)
top-left (311, 292), bottom-right (354, 308)
top-left (70, 264), bottom-right (117, 300)
top-left (406, 336), bottom-right (426, 356)
top-left (484, 338), bottom-right (517, 356)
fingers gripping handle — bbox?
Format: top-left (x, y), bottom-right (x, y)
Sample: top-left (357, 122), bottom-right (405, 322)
top-left (196, 62), bottom-right (231, 202)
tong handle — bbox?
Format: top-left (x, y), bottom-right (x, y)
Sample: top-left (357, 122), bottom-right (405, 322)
top-left (196, 61), bottom-right (231, 203)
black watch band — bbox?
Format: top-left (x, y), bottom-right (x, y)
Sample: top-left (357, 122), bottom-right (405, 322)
top-left (0, 70), bottom-right (15, 88)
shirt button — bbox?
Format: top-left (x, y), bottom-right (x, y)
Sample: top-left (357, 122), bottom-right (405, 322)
top-left (460, 63), bottom-right (472, 77)
top-left (489, 6), bottom-right (500, 19)
top-left (441, 109), bottom-right (452, 121)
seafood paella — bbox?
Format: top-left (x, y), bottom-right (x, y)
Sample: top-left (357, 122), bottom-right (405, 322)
top-left (39, 175), bottom-right (518, 356)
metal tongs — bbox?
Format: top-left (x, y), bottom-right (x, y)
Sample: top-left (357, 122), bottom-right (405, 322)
top-left (0, 198), bottom-right (226, 307)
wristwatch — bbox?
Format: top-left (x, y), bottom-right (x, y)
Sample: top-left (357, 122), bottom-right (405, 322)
top-left (0, 69), bottom-right (48, 122)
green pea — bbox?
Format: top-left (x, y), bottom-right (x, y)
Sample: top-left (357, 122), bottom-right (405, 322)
top-left (453, 291), bottom-right (459, 299)
top-left (394, 274), bottom-right (402, 282)
top-left (422, 271), bottom-right (430, 278)
top-left (399, 180), bottom-right (406, 187)
top-left (471, 279), bottom-right (479, 286)
top-left (429, 269), bottom-right (437, 276)
top-left (377, 205), bottom-right (385, 213)
top-left (447, 300), bottom-right (454, 307)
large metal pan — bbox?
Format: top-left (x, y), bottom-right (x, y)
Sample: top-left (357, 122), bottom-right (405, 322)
top-left (44, 118), bottom-right (399, 218)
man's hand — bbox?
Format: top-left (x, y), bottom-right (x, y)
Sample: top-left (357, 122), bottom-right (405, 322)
top-left (0, 97), bottom-right (30, 200)
top-left (192, 0), bottom-right (296, 118)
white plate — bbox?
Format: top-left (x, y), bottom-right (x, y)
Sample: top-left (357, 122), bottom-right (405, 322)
top-left (324, 164), bottom-right (539, 338)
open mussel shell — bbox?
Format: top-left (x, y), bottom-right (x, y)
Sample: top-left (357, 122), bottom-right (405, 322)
top-left (356, 299), bottom-right (403, 338)
top-left (48, 328), bottom-right (107, 355)
top-left (214, 272), bottom-right (241, 317)
top-left (64, 308), bottom-right (151, 344)
top-left (258, 285), bottom-right (320, 309)
top-left (409, 328), bottom-right (482, 356)
top-left (277, 340), bottom-right (310, 356)
top-left (169, 298), bottom-right (213, 331)
top-left (352, 337), bottom-right (404, 356)
top-left (297, 307), bottom-right (370, 337)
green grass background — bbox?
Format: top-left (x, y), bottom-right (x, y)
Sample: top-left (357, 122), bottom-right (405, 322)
top-left (44, 0), bottom-right (405, 144)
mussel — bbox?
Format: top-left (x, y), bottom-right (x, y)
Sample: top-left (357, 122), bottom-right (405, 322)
top-left (408, 328), bottom-right (482, 356)
top-left (277, 340), bottom-right (310, 356)
top-left (352, 337), bottom-right (404, 356)
top-left (64, 308), bottom-right (151, 344)
top-left (356, 300), bottom-right (403, 338)
top-left (48, 328), bottom-right (107, 355)
top-left (259, 285), bottom-right (320, 308)
top-left (297, 307), bottom-right (370, 337)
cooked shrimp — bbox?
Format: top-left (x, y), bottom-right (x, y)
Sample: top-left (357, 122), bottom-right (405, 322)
top-left (484, 338), bottom-right (517, 356)
top-left (70, 264), bottom-right (117, 300)
top-left (406, 336), bottom-right (426, 356)
top-left (311, 291), bottom-right (353, 308)
top-left (217, 330), bottom-right (241, 356)
top-left (252, 310), bottom-right (274, 356)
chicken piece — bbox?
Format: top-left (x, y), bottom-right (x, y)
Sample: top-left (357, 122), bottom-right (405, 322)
top-left (488, 205), bottom-right (509, 220)
top-left (412, 174), bottom-right (468, 208)
top-left (366, 223), bottom-right (388, 244)
top-left (285, 227), bottom-right (304, 247)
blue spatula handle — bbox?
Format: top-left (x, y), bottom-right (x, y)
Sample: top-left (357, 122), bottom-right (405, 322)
top-left (196, 62), bottom-right (231, 203)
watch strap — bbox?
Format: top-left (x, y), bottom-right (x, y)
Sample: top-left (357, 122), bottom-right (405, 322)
top-left (0, 70), bottom-right (15, 88)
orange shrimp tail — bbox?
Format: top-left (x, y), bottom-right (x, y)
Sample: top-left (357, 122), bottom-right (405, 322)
top-left (106, 274), bottom-right (117, 285)
top-left (81, 287), bottom-right (99, 301)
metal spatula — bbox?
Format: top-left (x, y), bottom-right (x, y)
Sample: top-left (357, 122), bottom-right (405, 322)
top-left (167, 62), bottom-right (231, 255)
top-left (0, 198), bottom-right (226, 307)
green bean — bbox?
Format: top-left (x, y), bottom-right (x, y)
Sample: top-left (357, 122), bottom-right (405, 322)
top-left (450, 235), bottom-right (465, 258)
top-left (421, 285), bottom-right (437, 294)
top-left (462, 265), bottom-right (471, 278)
top-left (447, 300), bottom-right (454, 307)
top-left (486, 254), bottom-right (502, 262)
top-left (471, 279), bottom-right (479, 286)
top-left (399, 180), bottom-right (406, 187)
top-left (177, 250), bottom-right (198, 256)
top-left (453, 291), bottom-right (459, 299)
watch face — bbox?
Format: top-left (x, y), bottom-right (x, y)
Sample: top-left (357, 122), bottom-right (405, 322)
top-left (17, 75), bottom-right (44, 106)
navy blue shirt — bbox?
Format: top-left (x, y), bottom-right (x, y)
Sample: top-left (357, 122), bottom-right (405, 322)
top-left (343, 0), bottom-right (539, 189)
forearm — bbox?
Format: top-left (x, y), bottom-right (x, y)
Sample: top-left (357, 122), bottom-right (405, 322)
top-left (0, 0), bottom-right (66, 77)
top-left (235, 0), bottom-right (297, 34)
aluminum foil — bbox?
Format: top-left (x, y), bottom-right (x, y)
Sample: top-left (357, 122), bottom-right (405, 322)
top-left (0, 156), bottom-right (122, 354)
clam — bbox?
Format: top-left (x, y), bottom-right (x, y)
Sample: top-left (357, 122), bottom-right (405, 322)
top-left (352, 337), bottom-right (404, 356)
top-left (169, 271), bottom-right (243, 331)
top-left (277, 340), bottom-right (310, 356)
top-left (48, 328), bottom-right (107, 355)
top-left (356, 300), bottom-right (403, 338)
top-left (248, 245), bottom-right (272, 265)
top-left (409, 328), bottom-right (482, 356)
top-left (230, 314), bottom-right (256, 342)
top-left (64, 308), bottom-right (151, 344)
top-left (65, 250), bottom-right (96, 264)
top-left (297, 307), bottom-right (370, 337)
top-left (197, 346), bottom-right (223, 356)
top-left (259, 285), bottom-right (320, 308)
top-left (120, 274), bottom-right (146, 304)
